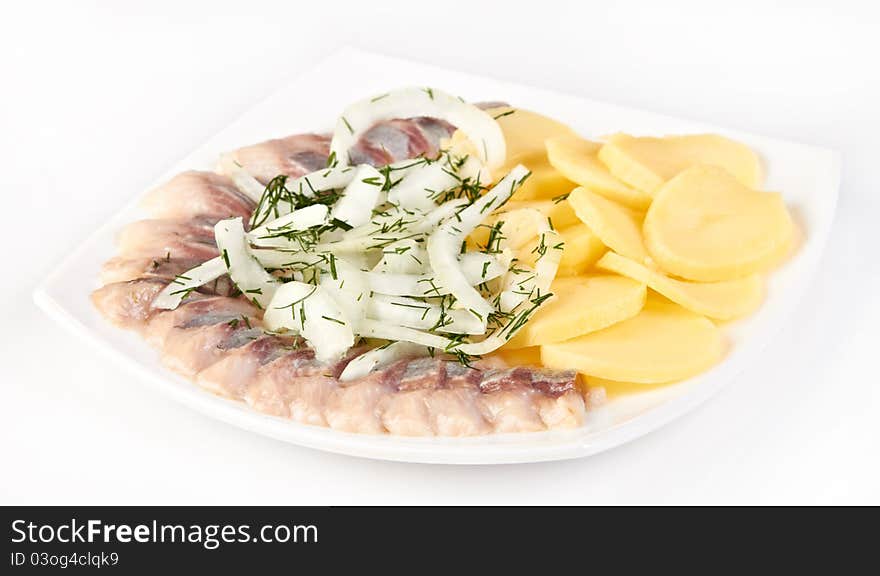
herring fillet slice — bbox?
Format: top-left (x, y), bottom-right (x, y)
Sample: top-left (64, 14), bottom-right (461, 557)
top-left (214, 217), bottom-right (279, 310)
top-left (330, 87), bottom-right (506, 172)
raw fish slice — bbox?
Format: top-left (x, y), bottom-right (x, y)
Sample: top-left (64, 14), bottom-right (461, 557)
top-left (101, 255), bottom-right (204, 285)
top-left (324, 377), bottom-right (393, 434)
top-left (444, 361), bottom-right (483, 389)
top-left (535, 391), bottom-right (587, 429)
top-left (346, 103), bottom-right (502, 167)
top-left (92, 275), bottom-right (243, 333)
top-left (230, 134), bottom-right (331, 184)
top-left (392, 357), bottom-right (447, 391)
top-left (425, 388), bottom-right (491, 436)
top-left (229, 106), bottom-right (496, 184)
top-left (349, 117), bottom-right (455, 166)
top-left (288, 376), bottom-right (340, 426)
top-left (477, 390), bottom-right (546, 433)
top-left (412, 116), bottom-right (458, 147)
top-left (143, 171), bottom-right (255, 221)
top-left (378, 389), bottom-right (433, 436)
top-left (116, 218), bottom-right (218, 261)
top-left (161, 324), bottom-right (263, 378)
top-left (196, 335), bottom-right (297, 399)
top-left (478, 367), bottom-right (578, 397)
top-left (143, 296), bottom-right (260, 347)
top-left (245, 349), bottom-right (336, 418)
top-left (91, 278), bottom-right (168, 329)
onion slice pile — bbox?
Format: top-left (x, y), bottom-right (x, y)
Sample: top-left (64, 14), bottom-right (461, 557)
top-left (152, 87), bottom-right (565, 371)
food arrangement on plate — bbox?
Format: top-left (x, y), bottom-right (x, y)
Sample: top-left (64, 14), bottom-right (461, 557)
top-left (91, 87), bottom-right (795, 437)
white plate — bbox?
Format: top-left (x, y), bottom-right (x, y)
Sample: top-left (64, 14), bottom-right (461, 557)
top-left (33, 48), bottom-right (840, 464)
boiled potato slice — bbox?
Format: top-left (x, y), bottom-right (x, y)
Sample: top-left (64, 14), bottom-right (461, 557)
top-left (488, 107), bottom-right (577, 167)
top-left (587, 376), bottom-right (675, 397)
top-left (541, 296), bottom-right (724, 383)
top-left (568, 187), bottom-right (647, 261)
top-left (501, 199), bottom-right (580, 229)
top-left (644, 165), bottom-right (794, 281)
top-left (469, 199), bottom-right (579, 249)
top-left (505, 275), bottom-right (646, 349)
top-left (546, 135), bottom-right (652, 209)
top-left (446, 106), bottom-right (575, 172)
top-left (510, 162), bottom-right (577, 201)
top-left (517, 222), bottom-right (606, 276)
top-left (596, 251), bottom-right (763, 320)
top-left (598, 133), bottom-right (763, 195)
top-left (448, 107), bottom-right (577, 200)
top-left (493, 346), bottom-right (543, 367)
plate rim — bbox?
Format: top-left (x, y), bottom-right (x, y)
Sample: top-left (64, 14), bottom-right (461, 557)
top-left (33, 46), bottom-right (842, 465)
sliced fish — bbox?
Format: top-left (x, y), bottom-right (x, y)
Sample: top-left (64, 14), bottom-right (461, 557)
top-left (116, 218), bottom-right (218, 261)
top-left (143, 170), bottom-right (255, 221)
top-left (91, 278), bottom-right (168, 329)
top-left (144, 296), bottom-right (260, 347)
top-left (196, 335), bottom-right (297, 399)
top-left (230, 134), bottom-right (331, 185)
top-left (161, 323), bottom-right (263, 378)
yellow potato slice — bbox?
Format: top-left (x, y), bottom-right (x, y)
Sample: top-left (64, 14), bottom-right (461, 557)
top-left (446, 106), bottom-right (575, 169)
top-left (510, 161), bottom-right (577, 201)
top-left (541, 296), bottom-right (724, 383)
top-left (546, 135), bottom-right (652, 209)
top-left (598, 133), bottom-right (763, 195)
top-left (517, 222), bottom-right (606, 276)
top-left (469, 200), bottom-right (578, 250)
top-left (493, 346), bottom-right (543, 367)
top-left (505, 275), bottom-right (646, 349)
top-left (488, 107), bottom-right (577, 167)
top-left (568, 187), bottom-right (647, 261)
top-left (596, 251), bottom-right (763, 320)
top-left (501, 199), bottom-right (580, 229)
top-left (644, 165), bottom-right (794, 281)
top-left (586, 376), bottom-right (675, 397)
top-left (449, 108), bottom-right (577, 200)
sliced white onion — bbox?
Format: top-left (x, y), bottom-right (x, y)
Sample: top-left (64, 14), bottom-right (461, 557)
top-left (262, 281), bottom-right (315, 334)
top-left (426, 165), bottom-right (530, 319)
top-left (458, 252), bottom-right (506, 284)
top-left (288, 166), bottom-right (358, 198)
top-left (319, 258), bottom-right (369, 332)
top-left (330, 164), bottom-right (385, 228)
top-left (373, 238), bottom-right (427, 275)
top-left (413, 198), bottom-right (469, 232)
top-left (320, 198), bottom-right (468, 254)
top-left (250, 166), bottom-right (358, 225)
top-left (252, 250), bottom-right (323, 270)
top-left (252, 204), bottom-right (328, 235)
top-left (330, 87), bottom-right (506, 171)
top-left (249, 204), bottom-right (329, 248)
top-left (358, 319), bottom-right (450, 351)
top-left (364, 254), bottom-right (505, 297)
top-left (214, 217), bottom-right (278, 309)
top-left (264, 281), bottom-right (354, 362)
top-left (366, 294), bottom-right (486, 334)
top-left (355, 230), bottom-right (562, 357)
top-left (216, 154), bottom-right (265, 202)
top-left (339, 341), bottom-right (428, 382)
top-left (388, 161), bottom-right (453, 212)
top-left (152, 257), bottom-right (226, 310)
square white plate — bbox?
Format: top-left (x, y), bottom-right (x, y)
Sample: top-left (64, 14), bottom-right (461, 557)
top-left (34, 48), bottom-right (839, 464)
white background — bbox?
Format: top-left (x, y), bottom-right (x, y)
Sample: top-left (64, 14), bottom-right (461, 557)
top-left (2, 0), bottom-right (877, 504)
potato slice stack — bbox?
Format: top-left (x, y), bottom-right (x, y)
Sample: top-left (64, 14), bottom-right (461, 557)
top-left (470, 111), bottom-right (795, 394)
